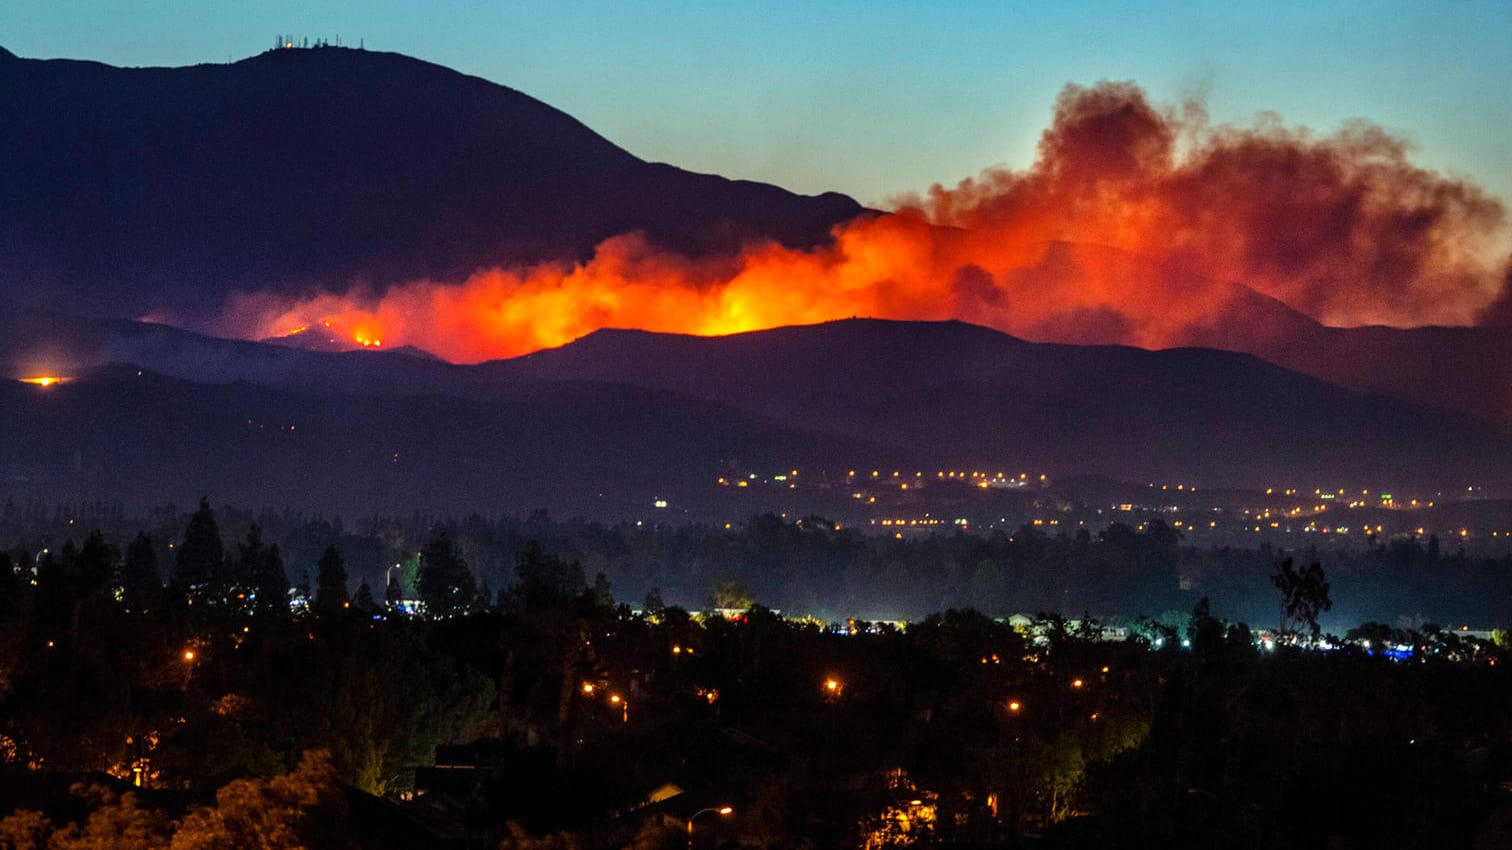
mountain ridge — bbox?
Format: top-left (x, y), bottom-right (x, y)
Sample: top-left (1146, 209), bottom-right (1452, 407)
top-left (0, 44), bottom-right (865, 317)
top-left (5, 312), bottom-right (1506, 500)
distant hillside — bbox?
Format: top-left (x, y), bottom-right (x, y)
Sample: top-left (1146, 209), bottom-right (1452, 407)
top-left (0, 363), bottom-right (878, 517)
top-left (6, 311), bottom-right (1508, 497)
top-left (0, 44), bottom-right (864, 316)
top-left (497, 318), bottom-right (1512, 491)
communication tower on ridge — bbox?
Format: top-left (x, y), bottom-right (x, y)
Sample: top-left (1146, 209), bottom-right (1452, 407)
top-left (271, 33), bottom-right (364, 51)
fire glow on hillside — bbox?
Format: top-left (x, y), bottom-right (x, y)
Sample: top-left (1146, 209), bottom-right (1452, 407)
top-left (217, 82), bottom-right (1510, 363)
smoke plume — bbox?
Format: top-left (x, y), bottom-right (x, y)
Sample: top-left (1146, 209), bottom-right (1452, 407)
top-left (205, 81), bottom-right (1512, 362)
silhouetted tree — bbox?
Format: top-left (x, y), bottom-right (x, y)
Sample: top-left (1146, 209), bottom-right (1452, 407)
top-left (120, 532), bottom-right (160, 610)
top-left (174, 498), bottom-right (223, 591)
top-left (72, 532), bottom-right (117, 595)
top-left (314, 545), bottom-right (348, 613)
top-left (642, 586), bottom-right (666, 618)
top-left (254, 544), bottom-right (287, 614)
top-left (236, 524), bottom-right (266, 599)
top-left (1271, 558), bottom-right (1332, 640)
top-left (0, 551), bottom-right (21, 614)
top-left (590, 572), bottom-right (614, 609)
top-left (67, 531), bottom-right (118, 636)
top-left (419, 532), bottom-right (475, 618)
top-left (352, 578), bottom-right (376, 612)
top-left (509, 540), bottom-right (584, 613)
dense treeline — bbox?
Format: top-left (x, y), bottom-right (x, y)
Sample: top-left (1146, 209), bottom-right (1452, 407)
top-left (5, 500), bottom-right (1512, 628)
top-left (3, 500), bottom-right (1512, 847)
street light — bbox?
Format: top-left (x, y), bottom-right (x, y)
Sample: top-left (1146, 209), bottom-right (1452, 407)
top-left (687, 806), bottom-right (732, 849)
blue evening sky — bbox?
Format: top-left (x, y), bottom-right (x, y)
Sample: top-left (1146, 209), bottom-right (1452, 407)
top-left (3, 1), bottom-right (1509, 206)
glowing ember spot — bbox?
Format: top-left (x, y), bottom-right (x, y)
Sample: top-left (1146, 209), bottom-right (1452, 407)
top-left (20, 376), bottom-right (69, 387)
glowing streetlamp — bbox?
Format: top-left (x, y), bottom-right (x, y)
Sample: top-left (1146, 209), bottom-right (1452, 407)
top-left (687, 806), bottom-right (733, 849)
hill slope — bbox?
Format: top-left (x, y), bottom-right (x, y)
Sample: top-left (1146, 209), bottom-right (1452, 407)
top-left (496, 318), bottom-right (1512, 490)
top-left (0, 45), bottom-right (863, 316)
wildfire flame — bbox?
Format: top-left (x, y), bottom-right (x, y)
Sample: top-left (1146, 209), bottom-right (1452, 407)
top-left (202, 82), bottom-right (1510, 363)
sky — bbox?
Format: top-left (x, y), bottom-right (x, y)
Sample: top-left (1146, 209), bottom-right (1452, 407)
top-left (3, 1), bottom-right (1510, 208)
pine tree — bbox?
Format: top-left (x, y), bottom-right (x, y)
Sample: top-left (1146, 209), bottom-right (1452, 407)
top-left (120, 532), bottom-right (160, 610)
top-left (314, 545), bottom-right (348, 614)
top-left (174, 498), bottom-right (223, 593)
top-left (254, 544), bottom-right (288, 614)
top-left (418, 532), bottom-right (475, 618)
top-left (236, 525), bottom-right (266, 601)
top-left (352, 578), bottom-right (376, 613)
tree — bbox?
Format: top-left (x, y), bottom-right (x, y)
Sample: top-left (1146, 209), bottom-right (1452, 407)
top-left (314, 545), bottom-right (348, 614)
top-left (0, 551), bottom-right (22, 616)
top-left (1271, 558), bottom-right (1332, 641)
top-left (234, 526), bottom-right (287, 614)
top-left (709, 578), bottom-right (753, 612)
top-left (351, 578), bottom-right (376, 613)
top-left (0, 808), bottom-right (50, 850)
top-left (171, 750), bottom-right (348, 850)
top-left (64, 532), bottom-right (118, 637)
top-left (45, 785), bottom-right (173, 850)
top-left (236, 524), bottom-right (267, 597)
top-left (509, 541), bottom-right (584, 613)
top-left (120, 532), bottom-right (160, 610)
top-left (642, 586), bottom-right (666, 619)
top-left (589, 572), bottom-right (614, 610)
top-left (418, 532), bottom-right (475, 618)
top-left (253, 544), bottom-right (288, 614)
top-left (71, 531), bottom-right (118, 599)
top-left (174, 498), bottom-right (223, 592)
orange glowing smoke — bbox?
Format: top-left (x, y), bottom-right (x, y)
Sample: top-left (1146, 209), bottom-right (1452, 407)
top-left (214, 81), bottom-right (1511, 362)
top-left (19, 375), bottom-right (70, 387)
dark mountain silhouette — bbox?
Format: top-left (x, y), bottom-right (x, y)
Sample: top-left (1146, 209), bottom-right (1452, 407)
top-left (983, 241), bottom-right (1512, 427)
top-left (1182, 318), bottom-right (1512, 428)
top-left (0, 308), bottom-right (469, 398)
top-left (0, 363), bottom-right (881, 518)
top-left (6, 312), bottom-right (1507, 505)
top-left (493, 318), bottom-right (1512, 491)
top-left (0, 44), bottom-right (864, 317)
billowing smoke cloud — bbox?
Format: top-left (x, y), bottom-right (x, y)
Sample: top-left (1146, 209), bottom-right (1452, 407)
top-left (1477, 263), bottom-right (1512, 327)
top-left (910, 81), bottom-right (1509, 328)
top-left (202, 81), bottom-right (1512, 362)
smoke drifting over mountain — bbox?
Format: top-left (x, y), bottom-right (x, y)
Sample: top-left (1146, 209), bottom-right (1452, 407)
top-left (911, 81), bottom-right (1509, 328)
top-left (205, 81), bottom-right (1512, 362)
